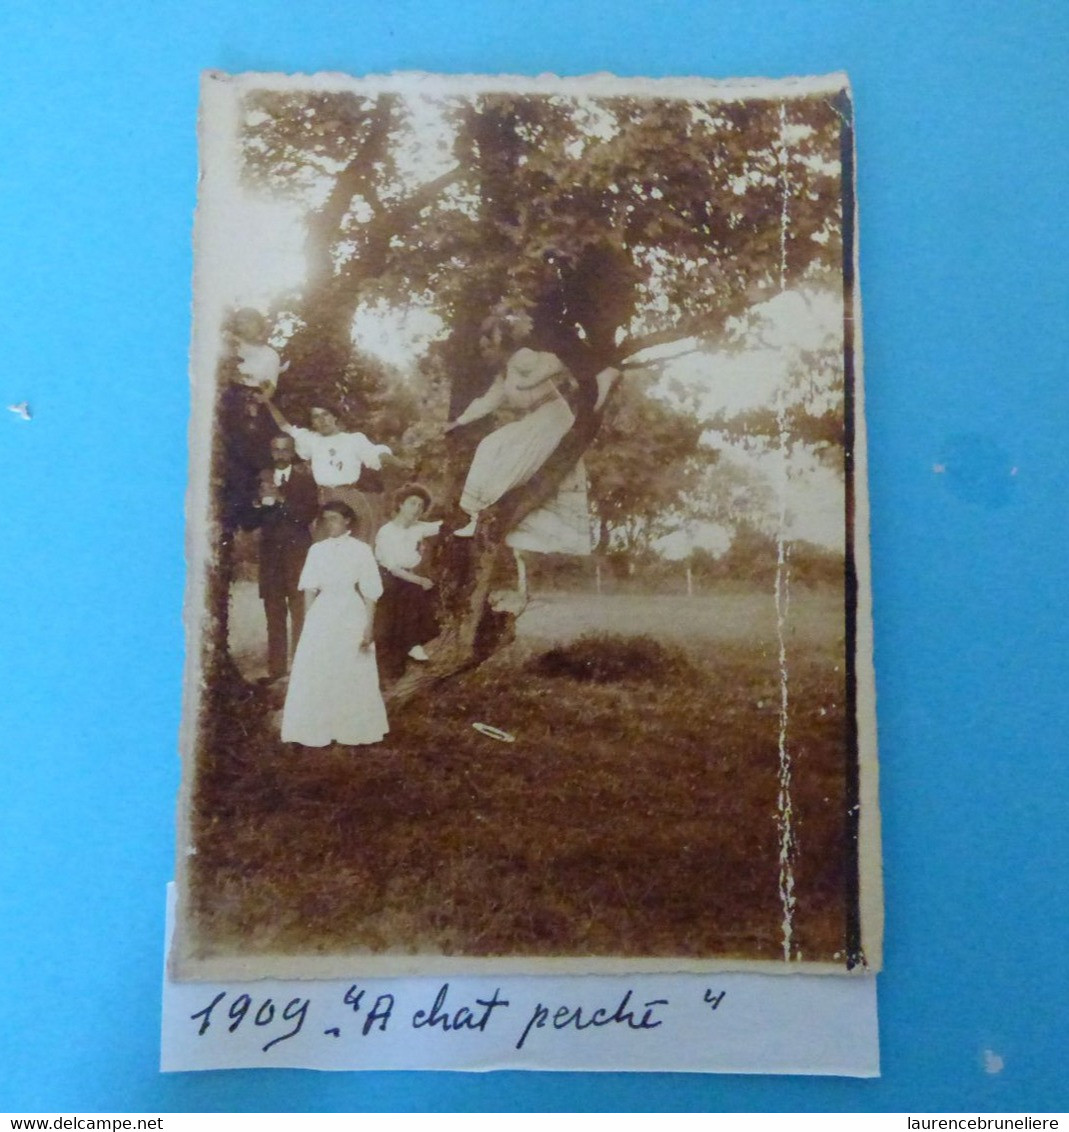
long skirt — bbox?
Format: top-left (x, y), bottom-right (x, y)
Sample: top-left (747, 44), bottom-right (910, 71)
top-left (506, 457), bottom-right (594, 555)
top-left (375, 574), bottom-right (439, 680)
top-left (459, 397), bottom-right (574, 515)
top-left (280, 588), bottom-right (388, 747)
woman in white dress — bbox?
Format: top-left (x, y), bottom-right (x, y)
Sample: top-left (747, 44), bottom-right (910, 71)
top-left (445, 348), bottom-right (618, 550)
top-left (280, 502), bottom-right (389, 748)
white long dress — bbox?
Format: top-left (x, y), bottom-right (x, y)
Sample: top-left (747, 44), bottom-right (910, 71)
top-left (280, 535), bottom-right (389, 747)
top-left (506, 458), bottom-right (593, 555)
top-left (458, 349), bottom-right (594, 555)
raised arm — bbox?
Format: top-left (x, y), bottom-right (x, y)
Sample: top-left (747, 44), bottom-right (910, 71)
top-left (353, 433), bottom-right (393, 471)
top-left (594, 366), bottom-right (621, 412)
top-left (445, 375), bottom-right (506, 431)
top-left (258, 391), bottom-right (292, 433)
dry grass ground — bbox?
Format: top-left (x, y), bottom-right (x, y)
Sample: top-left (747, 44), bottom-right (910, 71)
top-left (192, 585), bottom-right (851, 965)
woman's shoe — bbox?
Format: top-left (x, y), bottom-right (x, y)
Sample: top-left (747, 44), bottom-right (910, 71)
top-left (453, 517), bottom-right (478, 537)
top-left (407, 645), bottom-right (430, 662)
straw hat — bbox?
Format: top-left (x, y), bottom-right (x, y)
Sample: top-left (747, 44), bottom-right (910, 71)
top-left (506, 347), bottom-right (566, 389)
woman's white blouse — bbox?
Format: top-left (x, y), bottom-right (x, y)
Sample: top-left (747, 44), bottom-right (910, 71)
top-left (298, 535), bottom-right (383, 600)
top-left (285, 426), bottom-right (391, 488)
top-left (374, 519), bottom-right (443, 573)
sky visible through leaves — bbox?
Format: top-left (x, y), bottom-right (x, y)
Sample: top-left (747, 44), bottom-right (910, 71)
top-left (209, 88), bottom-right (847, 550)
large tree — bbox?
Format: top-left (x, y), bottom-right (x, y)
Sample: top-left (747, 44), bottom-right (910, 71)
top-left (240, 90), bottom-right (462, 414)
top-left (225, 85), bottom-right (850, 699)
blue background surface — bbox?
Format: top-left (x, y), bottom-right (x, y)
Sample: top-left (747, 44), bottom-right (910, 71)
top-left (2, 0), bottom-right (1067, 1113)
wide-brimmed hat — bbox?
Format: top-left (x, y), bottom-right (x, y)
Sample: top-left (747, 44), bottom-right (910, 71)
top-left (391, 482), bottom-right (433, 512)
top-left (506, 347), bottom-right (566, 389)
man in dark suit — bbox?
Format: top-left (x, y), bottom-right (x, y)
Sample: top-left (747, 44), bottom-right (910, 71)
top-left (250, 434), bottom-right (319, 682)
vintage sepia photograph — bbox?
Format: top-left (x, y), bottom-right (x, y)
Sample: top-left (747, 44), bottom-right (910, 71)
top-left (174, 70), bottom-right (880, 979)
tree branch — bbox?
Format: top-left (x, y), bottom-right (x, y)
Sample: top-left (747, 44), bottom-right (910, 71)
top-left (617, 314), bottom-right (722, 361)
top-left (401, 165), bottom-right (464, 216)
top-left (304, 98), bottom-right (395, 291)
top-left (617, 272), bottom-right (790, 363)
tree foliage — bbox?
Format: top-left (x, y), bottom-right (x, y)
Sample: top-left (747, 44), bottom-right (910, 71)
top-left (222, 84), bottom-right (849, 697)
top-left (585, 372), bottom-right (711, 554)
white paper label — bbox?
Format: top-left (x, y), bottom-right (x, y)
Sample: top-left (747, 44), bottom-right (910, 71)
top-left (161, 888), bottom-right (878, 1076)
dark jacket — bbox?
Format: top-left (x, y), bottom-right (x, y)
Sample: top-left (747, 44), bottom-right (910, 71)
top-left (249, 461), bottom-right (319, 598)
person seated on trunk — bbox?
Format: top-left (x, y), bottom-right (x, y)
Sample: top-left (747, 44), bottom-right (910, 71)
top-left (373, 484), bottom-right (442, 680)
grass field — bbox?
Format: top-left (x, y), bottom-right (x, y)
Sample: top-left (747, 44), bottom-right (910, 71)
top-left (228, 582), bottom-right (842, 673)
top-left (193, 583), bottom-right (852, 965)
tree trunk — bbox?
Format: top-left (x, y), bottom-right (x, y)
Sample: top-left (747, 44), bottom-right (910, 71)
top-left (384, 373), bottom-right (618, 707)
top-left (278, 99), bottom-right (460, 409)
top-left (384, 101), bottom-right (527, 706)
top-left (383, 145), bottom-right (637, 707)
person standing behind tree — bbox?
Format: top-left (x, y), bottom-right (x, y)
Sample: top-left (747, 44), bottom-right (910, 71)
top-left (219, 308), bottom-right (284, 534)
top-left (373, 484), bottom-right (442, 679)
top-left (259, 394), bottom-right (393, 539)
top-left (231, 307), bottom-right (286, 394)
top-left (249, 434), bottom-right (319, 683)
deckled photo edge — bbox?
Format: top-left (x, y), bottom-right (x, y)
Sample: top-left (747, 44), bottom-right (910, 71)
top-left (173, 73), bottom-right (243, 976)
top-left (846, 106), bottom-right (883, 974)
top-left (204, 68), bottom-right (852, 101)
top-left (173, 69), bottom-right (879, 983)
